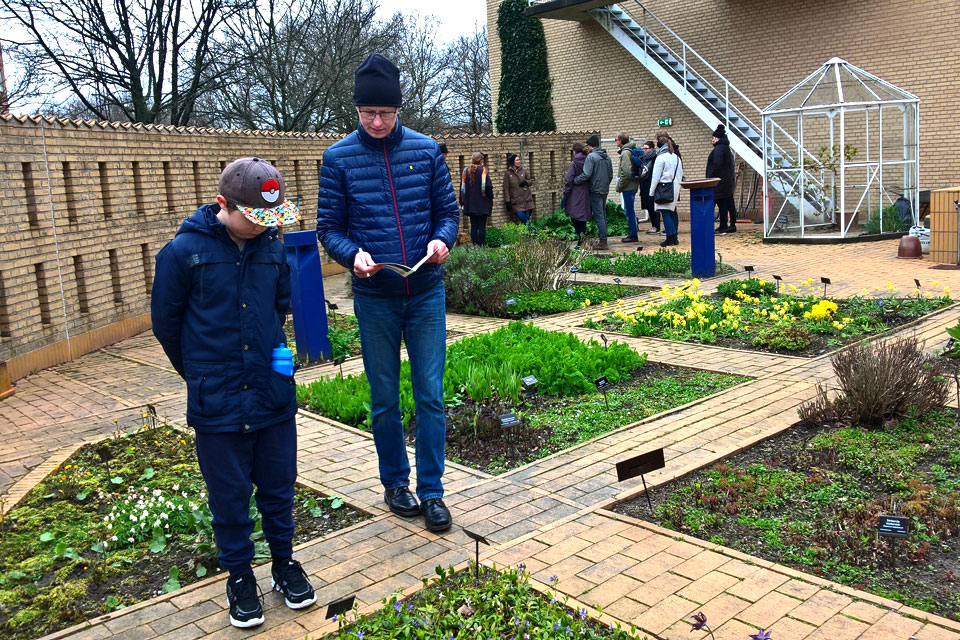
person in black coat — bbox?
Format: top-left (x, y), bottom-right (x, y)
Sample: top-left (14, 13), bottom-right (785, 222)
top-left (637, 140), bottom-right (659, 234)
top-left (706, 124), bottom-right (738, 234)
top-left (460, 152), bottom-right (494, 246)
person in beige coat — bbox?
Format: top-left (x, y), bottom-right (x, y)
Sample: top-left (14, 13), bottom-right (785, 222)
top-left (503, 153), bottom-right (534, 224)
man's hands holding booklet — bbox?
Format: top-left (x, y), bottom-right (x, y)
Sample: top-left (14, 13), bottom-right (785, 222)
top-left (353, 239), bottom-right (449, 279)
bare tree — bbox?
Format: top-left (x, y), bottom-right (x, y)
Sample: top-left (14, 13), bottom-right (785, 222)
top-left (446, 26), bottom-right (491, 134)
top-left (389, 13), bottom-right (453, 135)
top-left (210, 0), bottom-right (399, 132)
top-left (0, 45), bottom-right (47, 112)
top-left (0, 0), bottom-right (245, 124)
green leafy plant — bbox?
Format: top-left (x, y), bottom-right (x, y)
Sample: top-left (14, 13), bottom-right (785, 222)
top-left (717, 278), bottom-right (776, 297)
top-left (864, 204), bottom-right (908, 234)
top-left (751, 322), bottom-right (812, 351)
top-left (496, 0), bottom-right (555, 133)
top-left (298, 322), bottom-right (647, 427)
top-left (324, 563), bottom-right (643, 639)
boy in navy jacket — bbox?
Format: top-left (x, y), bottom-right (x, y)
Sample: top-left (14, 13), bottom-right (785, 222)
top-left (152, 158), bottom-right (315, 628)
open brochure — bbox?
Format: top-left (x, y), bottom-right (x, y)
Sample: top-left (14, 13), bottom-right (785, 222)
top-left (377, 248), bottom-right (435, 278)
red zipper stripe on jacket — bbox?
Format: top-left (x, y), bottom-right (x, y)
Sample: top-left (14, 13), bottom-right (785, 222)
top-left (382, 141), bottom-right (410, 295)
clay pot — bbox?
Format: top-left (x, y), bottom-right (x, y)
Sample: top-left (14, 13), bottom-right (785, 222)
top-left (897, 235), bottom-right (923, 259)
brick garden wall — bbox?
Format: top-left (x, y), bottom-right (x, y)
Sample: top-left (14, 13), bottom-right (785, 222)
top-left (488, 0), bottom-right (960, 217)
top-left (0, 115), bottom-right (590, 380)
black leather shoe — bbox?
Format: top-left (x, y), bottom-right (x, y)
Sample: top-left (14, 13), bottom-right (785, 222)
top-left (421, 498), bottom-right (452, 532)
top-left (384, 487), bottom-right (420, 517)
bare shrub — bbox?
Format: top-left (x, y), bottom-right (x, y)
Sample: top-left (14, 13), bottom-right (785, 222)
top-left (831, 336), bottom-right (947, 427)
top-left (501, 232), bottom-right (577, 291)
top-left (797, 381), bottom-right (841, 427)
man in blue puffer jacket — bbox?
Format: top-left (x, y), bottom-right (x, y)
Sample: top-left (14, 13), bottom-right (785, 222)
top-left (152, 158), bottom-right (315, 629)
top-left (317, 53), bottom-right (459, 532)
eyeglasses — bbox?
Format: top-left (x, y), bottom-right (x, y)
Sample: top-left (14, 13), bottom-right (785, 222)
top-left (357, 109), bottom-right (399, 123)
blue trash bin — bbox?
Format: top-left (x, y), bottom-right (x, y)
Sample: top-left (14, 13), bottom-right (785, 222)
top-left (683, 178), bottom-right (719, 278)
top-left (282, 230), bottom-right (332, 362)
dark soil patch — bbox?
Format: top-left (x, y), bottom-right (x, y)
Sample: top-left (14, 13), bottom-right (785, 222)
top-left (613, 412), bottom-right (960, 619)
top-left (405, 364), bottom-right (747, 475)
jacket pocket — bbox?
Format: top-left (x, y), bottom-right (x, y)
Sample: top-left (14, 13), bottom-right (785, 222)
top-left (258, 368), bottom-right (296, 414)
top-left (185, 362), bottom-right (230, 419)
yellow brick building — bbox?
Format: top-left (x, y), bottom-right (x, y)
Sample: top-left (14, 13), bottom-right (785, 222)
top-left (487, 0), bottom-right (960, 215)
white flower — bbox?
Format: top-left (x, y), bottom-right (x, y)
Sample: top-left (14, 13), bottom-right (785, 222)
top-left (161, 513), bottom-right (169, 520)
top-left (111, 535), bottom-right (118, 541)
top-left (153, 519), bottom-right (161, 527)
top-left (107, 524), bottom-right (112, 530)
top-left (172, 484), bottom-right (179, 491)
top-left (127, 537), bottom-right (134, 543)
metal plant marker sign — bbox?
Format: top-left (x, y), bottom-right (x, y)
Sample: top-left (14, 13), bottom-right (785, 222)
top-left (594, 376), bottom-right (611, 410)
top-left (325, 594), bottom-right (355, 620)
top-left (877, 515), bottom-right (910, 539)
top-left (616, 448), bottom-right (666, 511)
top-left (499, 413), bottom-right (520, 429)
top-left (463, 527), bottom-right (491, 580)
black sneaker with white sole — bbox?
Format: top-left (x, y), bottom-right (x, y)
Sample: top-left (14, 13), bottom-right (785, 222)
top-left (271, 559), bottom-right (317, 609)
top-left (226, 573), bottom-right (265, 628)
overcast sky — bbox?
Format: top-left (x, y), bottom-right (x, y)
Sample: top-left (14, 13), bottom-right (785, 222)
top-left (376, 0), bottom-right (487, 44)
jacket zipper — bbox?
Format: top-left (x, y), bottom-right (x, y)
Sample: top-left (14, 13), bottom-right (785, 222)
top-left (382, 141), bottom-right (410, 296)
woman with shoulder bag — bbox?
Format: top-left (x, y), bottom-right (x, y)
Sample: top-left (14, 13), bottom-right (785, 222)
top-left (649, 132), bottom-right (682, 247)
top-left (562, 142), bottom-right (591, 248)
top-left (503, 153), bottom-right (534, 225)
top-left (460, 152), bottom-right (494, 246)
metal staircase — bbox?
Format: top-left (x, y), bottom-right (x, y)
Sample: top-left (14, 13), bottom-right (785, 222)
top-left (589, 1), bottom-right (826, 216)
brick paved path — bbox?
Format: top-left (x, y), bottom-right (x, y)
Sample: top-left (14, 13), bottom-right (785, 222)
top-left (5, 228), bottom-right (960, 640)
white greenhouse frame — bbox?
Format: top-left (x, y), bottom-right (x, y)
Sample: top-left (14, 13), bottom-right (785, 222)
top-left (761, 58), bottom-right (920, 239)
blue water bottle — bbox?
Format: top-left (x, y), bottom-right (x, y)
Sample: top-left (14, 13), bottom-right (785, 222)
top-left (271, 344), bottom-right (294, 376)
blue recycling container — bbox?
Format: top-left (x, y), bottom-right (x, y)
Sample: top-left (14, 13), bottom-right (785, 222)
top-left (282, 230), bottom-right (332, 362)
top-left (685, 181), bottom-right (718, 278)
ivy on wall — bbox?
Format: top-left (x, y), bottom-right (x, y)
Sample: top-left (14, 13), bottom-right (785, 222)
top-left (495, 0), bottom-right (556, 133)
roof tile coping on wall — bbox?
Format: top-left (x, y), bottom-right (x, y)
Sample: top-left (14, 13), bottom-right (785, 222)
top-left (0, 114), bottom-right (598, 141)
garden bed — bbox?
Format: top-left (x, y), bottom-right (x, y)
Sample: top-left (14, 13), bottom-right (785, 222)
top-left (439, 363), bottom-right (745, 474)
top-left (578, 249), bottom-right (737, 279)
top-left (613, 410), bottom-right (960, 619)
top-left (319, 563), bottom-right (644, 639)
top-left (0, 417), bottom-right (367, 640)
top-left (585, 277), bottom-right (953, 356)
top-left (298, 322), bottom-right (746, 475)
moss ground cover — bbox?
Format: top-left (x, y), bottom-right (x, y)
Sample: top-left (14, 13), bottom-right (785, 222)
top-left (0, 415), bottom-right (366, 640)
top-left (578, 249), bottom-right (736, 279)
top-left (615, 410), bottom-right (960, 619)
top-left (585, 277), bottom-right (953, 355)
top-left (298, 322), bottom-right (746, 474)
top-left (317, 564), bottom-right (646, 639)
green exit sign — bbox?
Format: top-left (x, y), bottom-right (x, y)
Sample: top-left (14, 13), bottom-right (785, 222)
top-left (658, 118), bottom-right (672, 127)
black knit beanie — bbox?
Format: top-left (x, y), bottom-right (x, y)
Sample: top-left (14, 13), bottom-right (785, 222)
top-left (506, 153), bottom-right (518, 168)
top-left (353, 53), bottom-right (402, 107)
top-left (586, 134), bottom-right (600, 147)
top-left (712, 124), bottom-right (726, 138)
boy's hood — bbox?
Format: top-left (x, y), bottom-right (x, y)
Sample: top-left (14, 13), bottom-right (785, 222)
top-left (175, 204), bottom-right (221, 238)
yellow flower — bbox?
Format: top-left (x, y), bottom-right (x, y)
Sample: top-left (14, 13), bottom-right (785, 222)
top-left (932, 281), bottom-right (940, 287)
top-left (601, 300), bottom-right (608, 307)
top-left (860, 288), bottom-right (870, 296)
top-left (709, 324), bottom-right (717, 330)
top-left (944, 287), bottom-right (951, 297)
top-left (789, 284), bottom-right (797, 292)
top-left (886, 281), bottom-right (895, 291)
top-left (758, 280), bottom-right (767, 286)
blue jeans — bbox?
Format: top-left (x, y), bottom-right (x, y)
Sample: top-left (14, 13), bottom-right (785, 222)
top-left (660, 208), bottom-right (679, 235)
top-left (195, 417), bottom-right (297, 575)
top-left (353, 281), bottom-right (446, 501)
top-left (515, 209), bottom-right (532, 225)
top-left (622, 190), bottom-right (638, 238)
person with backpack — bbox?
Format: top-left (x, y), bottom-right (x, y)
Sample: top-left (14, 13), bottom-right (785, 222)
top-left (649, 132), bottom-right (683, 247)
top-left (706, 124), bottom-right (738, 234)
top-left (636, 140), bottom-right (659, 234)
top-left (615, 132), bottom-right (640, 243)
